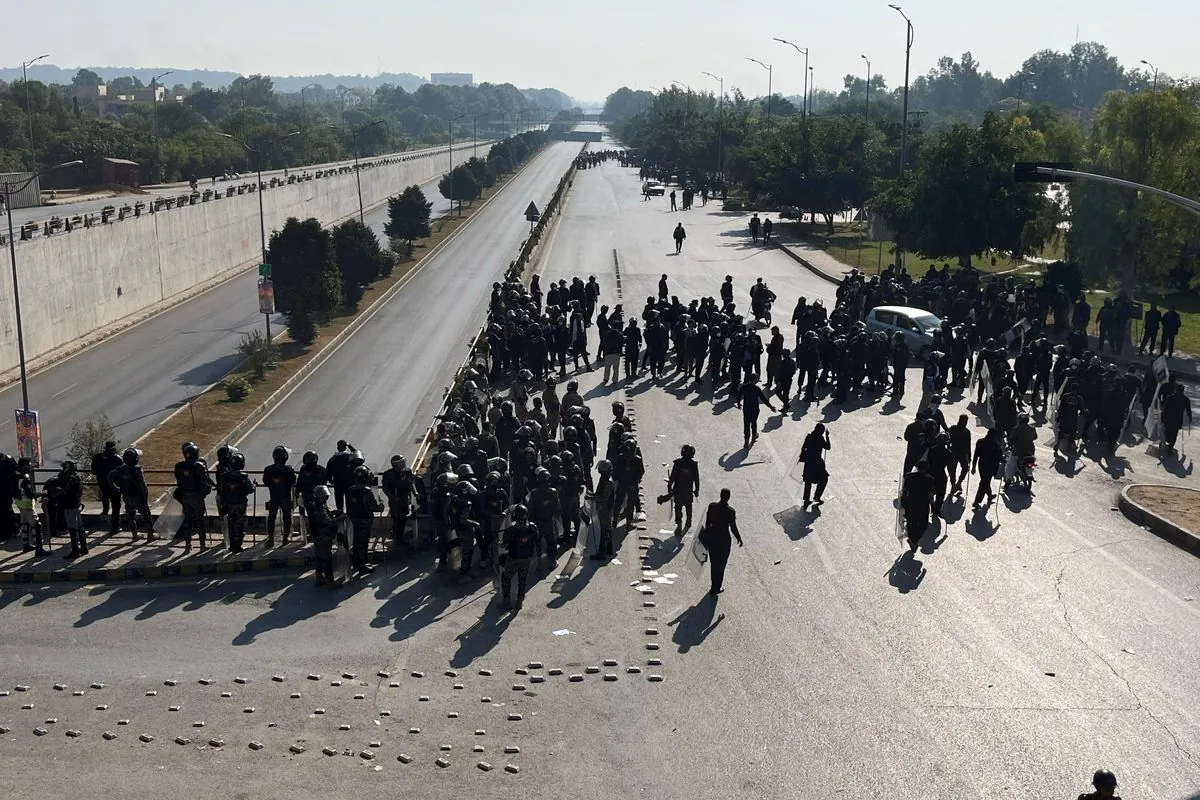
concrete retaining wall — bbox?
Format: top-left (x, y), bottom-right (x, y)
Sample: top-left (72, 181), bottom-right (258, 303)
top-left (0, 141), bottom-right (492, 374)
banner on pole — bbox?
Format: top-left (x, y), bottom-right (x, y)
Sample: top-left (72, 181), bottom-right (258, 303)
top-left (14, 409), bottom-right (42, 467)
top-left (257, 278), bottom-right (275, 315)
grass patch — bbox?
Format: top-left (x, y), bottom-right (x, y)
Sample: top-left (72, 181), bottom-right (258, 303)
top-left (134, 171), bottom-right (522, 480)
top-left (800, 222), bottom-right (1063, 277)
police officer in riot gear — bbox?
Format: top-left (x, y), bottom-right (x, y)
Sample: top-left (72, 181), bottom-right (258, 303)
top-left (381, 455), bottom-right (425, 549)
top-left (345, 464), bottom-right (382, 576)
top-left (173, 442), bottom-right (214, 549)
top-left (589, 459), bottom-right (617, 560)
top-left (91, 440), bottom-right (123, 532)
top-left (110, 448), bottom-right (153, 542)
top-left (498, 504), bottom-right (539, 610)
top-left (217, 452), bottom-right (255, 552)
top-left (15, 457), bottom-right (47, 556)
top-left (667, 444), bottom-right (700, 535)
top-left (306, 485), bottom-right (341, 588)
top-left (44, 461), bottom-right (85, 558)
top-left (295, 451), bottom-right (327, 539)
top-left (262, 446), bottom-right (297, 547)
top-left (326, 440), bottom-right (357, 512)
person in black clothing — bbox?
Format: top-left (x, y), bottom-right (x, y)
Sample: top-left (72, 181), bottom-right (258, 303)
top-left (736, 375), bottom-right (777, 447)
top-left (1138, 301), bottom-right (1161, 356)
top-left (701, 488), bottom-right (743, 596)
top-left (673, 222), bottom-right (686, 254)
top-left (217, 452), bottom-right (255, 552)
top-left (773, 350), bottom-right (798, 412)
top-left (0, 452), bottom-right (18, 542)
top-left (91, 441), bottom-right (123, 529)
top-left (306, 485), bottom-right (342, 588)
top-left (1160, 305), bottom-right (1181, 357)
top-left (658, 273), bottom-right (669, 302)
top-left (262, 446), bottom-right (297, 547)
top-left (1161, 381), bottom-right (1193, 453)
top-left (1078, 769), bottom-right (1120, 800)
top-left (295, 450), bottom-right (327, 540)
top-left (926, 433), bottom-right (952, 515)
top-left (326, 440), bottom-right (357, 512)
top-left (667, 444), bottom-right (700, 535)
top-left (798, 424), bottom-right (830, 505)
top-left (346, 465), bottom-right (383, 576)
top-left (382, 455), bottom-right (424, 548)
top-left (890, 332), bottom-right (909, 398)
top-left (498, 504), bottom-right (539, 610)
top-left (45, 461), bottom-right (85, 558)
top-left (900, 462), bottom-right (934, 553)
top-left (948, 414), bottom-right (972, 495)
top-left (971, 428), bottom-right (1004, 508)
top-left (109, 448), bottom-right (153, 541)
top-left (174, 442), bottom-right (214, 549)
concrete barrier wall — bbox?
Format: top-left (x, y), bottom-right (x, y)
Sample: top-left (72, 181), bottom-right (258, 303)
top-left (0, 141), bottom-right (492, 374)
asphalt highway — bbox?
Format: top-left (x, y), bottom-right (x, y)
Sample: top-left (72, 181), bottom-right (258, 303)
top-left (0, 179), bottom-right (453, 463)
top-left (1, 145), bottom-right (1194, 800)
top-left (233, 141), bottom-right (584, 466)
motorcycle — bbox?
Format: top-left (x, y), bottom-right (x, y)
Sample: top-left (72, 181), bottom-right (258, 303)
top-left (752, 297), bottom-right (773, 327)
top-left (1004, 452), bottom-right (1036, 491)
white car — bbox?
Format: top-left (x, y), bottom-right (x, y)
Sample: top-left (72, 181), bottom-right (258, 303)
top-left (642, 180), bottom-right (665, 196)
top-left (864, 305), bottom-right (942, 358)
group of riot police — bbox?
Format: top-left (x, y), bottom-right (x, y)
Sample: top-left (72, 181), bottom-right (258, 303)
top-left (573, 149), bottom-right (624, 170)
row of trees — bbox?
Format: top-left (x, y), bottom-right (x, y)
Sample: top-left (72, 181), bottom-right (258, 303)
top-left (0, 70), bottom-right (573, 185)
top-left (268, 129), bottom-right (549, 344)
top-left (608, 66), bottom-right (1200, 291)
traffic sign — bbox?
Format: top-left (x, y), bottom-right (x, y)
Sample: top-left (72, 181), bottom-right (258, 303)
top-left (258, 263), bottom-right (272, 278)
top-left (524, 202), bottom-right (541, 222)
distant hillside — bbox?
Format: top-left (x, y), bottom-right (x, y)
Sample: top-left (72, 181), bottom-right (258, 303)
top-left (0, 64), bottom-right (574, 108)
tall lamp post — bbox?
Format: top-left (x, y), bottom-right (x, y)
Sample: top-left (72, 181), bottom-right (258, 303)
top-left (889, 3), bottom-right (915, 270)
top-left (1140, 59), bottom-right (1159, 90)
top-left (702, 71), bottom-right (724, 181)
top-left (471, 115), bottom-right (481, 157)
top-left (861, 55), bottom-right (872, 120)
top-left (808, 66), bottom-right (814, 114)
top-left (745, 58), bottom-right (773, 125)
top-left (3, 160), bottom-right (83, 413)
top-left (150, 70), bottom-right (173, 183)
top-left (299, 82), bottom-right (318, 158)
top-left (216, 131), bottom-right (300, 342)
top-left (21, 54), bottom-right (50, 171)
top-left (772, 39), bottom-right (809, 122)
top-left (331, 120), bottom-right (385, 222)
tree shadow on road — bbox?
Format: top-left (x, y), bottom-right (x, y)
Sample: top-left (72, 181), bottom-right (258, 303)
top-left (668, 594), bottom-right (723, 653)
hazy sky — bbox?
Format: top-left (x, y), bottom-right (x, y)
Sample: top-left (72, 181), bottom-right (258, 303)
top-left (3, 0), bottom-right (1196, 102)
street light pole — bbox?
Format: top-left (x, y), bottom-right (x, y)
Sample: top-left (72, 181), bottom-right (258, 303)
top-left (702, 71), bottom-right (724, 180)
top-left (1140, 60), bottom-right (1159, 90)
top-left (745, 58), bottom-right (773, 125)
top-left (773, 39), bottom-right (809, 122)
top-left (332, 120), bottom-right (385, 223)
top-left (890, 3), bottom-right (914, 270)
top-left (808, 66), bottom-right (814, 114)
top-left (21, 54), bottom-right (49, 171)
top-left (446, 113), bottom-right (465, 215)
top-left (861, 55), bottom-right (871, 120)
top-left (216, 131), bottom-right (299, 342)
top-left (150, 70), bottom-right (173, 183)
top-left (2, 160), bottom-right (83, 412)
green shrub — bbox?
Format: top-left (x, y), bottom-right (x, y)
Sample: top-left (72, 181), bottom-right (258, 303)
top-left (723, 197), bottom-right (746, 212)
top-left (236, 329), bottom-right (280, 379)
top-left (222, 376), bottom-right (251, 402)
top-left (288, 312), bottom-right (317, 345)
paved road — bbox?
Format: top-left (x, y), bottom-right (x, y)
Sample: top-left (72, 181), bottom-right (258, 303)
top-left (3, 149), bottom-right (1195, 799)
top-left (2, 141), bottom-right (475, 231)
top-left (233, 141), bottom-right (584, 466)
top-left (0, 181), bottom-right (453, 463)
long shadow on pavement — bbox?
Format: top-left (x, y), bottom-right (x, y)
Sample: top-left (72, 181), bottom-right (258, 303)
top-left (668, 594), bottom-right (723, 653)
top-left (451, 607), bottom-right (514, 668)
top-left (232, 578), bottom-right (344, 646)
top-left (888, 552), bottom-right (926, 593)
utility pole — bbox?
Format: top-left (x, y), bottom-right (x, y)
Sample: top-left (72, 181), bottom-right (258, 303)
top-left (773, 39), bottom-right (809, 123)
top-left (21, 54), bottom-right (50, 171)
top-left (702, 71), bottom-right (724, 180)
top-left (151, 70), bottom-right (173, 183)
top-left (890, 3), bottom-right (915, 270)
top-left (745, 58), bottom-right (773, 125)
top-left (861, 55), bottom-right (871, 120)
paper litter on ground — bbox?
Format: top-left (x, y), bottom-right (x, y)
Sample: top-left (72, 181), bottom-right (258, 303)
top-left (552, 629), bottom-right (575, 637)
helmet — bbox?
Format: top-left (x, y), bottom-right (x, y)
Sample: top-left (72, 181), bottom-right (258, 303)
top-left (272, 445), bottom-right (290, 463)
top-left (566, 380), bottom-right (579, 392)
top-left (456, 464), bottom-right (475, 479)
top-left (563, 426), bottom-right (578, 440)
top-left (182, 443), bottom-right (200, 461)
top-left (302, 450), bottom-right (319, 466)
top-left (352, 465), bottom-right (372, 484)
top-left (511, 504), bottom-right (530, 522)
top-left (680, 444), bottom-right (695, 458)
top-left (487, 457), bottom-right (509, 474)
top-left (462, 379), bottom-right (477, 393)
top-left (518, 369), bottom-right (534, 382)
top-left (596, 459), bottom-right (612, 473)
top-left (181, 441), bottom-right (197, 456)
top-left (122, 448), bottom-right (140, 466)
top-left (457, 481), bottom-right (478, 496)
top-left (229, 452), bottom-right (246, 471)
top-left (546, 455), bottom-right (563, 470)
top-left (61, 460), bottom-right (77, 474)
top-left (1092, 770), bottom-right (1117, 791)
top-left (485, 471), bottom-right (501, 486)
top-left (216, 444), bottom-right (234, 462)
top-left (312, 485), bottom-right (331, 503)
top-left (560, 450), bottom-right (576, 464)
top-left (611, 400), bottom-right (625, 415)
top-left (391, 455), bottom-right (408, 470)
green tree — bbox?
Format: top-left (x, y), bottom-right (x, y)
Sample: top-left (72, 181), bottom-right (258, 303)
top-left (383, 184), bottom-right (433, 257)
top-left (331, 218), bottom-right (390, 307)
top-left (267, 217), bottom-right (340, 344)
top-left (439, 166), bottom-right (480, 211)
top-left (463, 156), bottom-right (495, 190)
top-left (873, 112), bottom-right (1051, 267)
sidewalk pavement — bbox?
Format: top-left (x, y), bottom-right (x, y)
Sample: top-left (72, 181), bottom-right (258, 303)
top-left (773, 232), bottom-right (1200, 383)
top-left (0, 513), bottom-right (407, 585)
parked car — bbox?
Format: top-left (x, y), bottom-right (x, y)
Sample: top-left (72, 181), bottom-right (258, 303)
top-left (642, 180), bottom-right (665, 196)
top-left (864, 305), bottom-right (942, 358)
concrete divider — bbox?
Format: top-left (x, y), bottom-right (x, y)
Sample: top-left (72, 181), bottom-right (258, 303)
top-left (0, 142), bottom-right (492, 377)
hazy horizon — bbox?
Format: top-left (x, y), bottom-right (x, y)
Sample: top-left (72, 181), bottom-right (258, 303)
top-left (3, 0), bottom-right (1197, 103)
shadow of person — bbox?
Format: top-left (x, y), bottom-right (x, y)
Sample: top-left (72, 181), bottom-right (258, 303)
top-left (939, 497), bottom-right (966, 525)
top-left (1159, 451), bottom-right (1194, 478)
top-left (668, 595), bottom-right (724, 653)
top-left (450, 606), bottom-right (514, 668)
top-left (888, 552), bottom-right (926, 593)
top-left (964, 507), bottom-right (999, 541)
top-left (761, 415), bottom-right (784, 433)
top-left (546, 557), bottom-right (602, 609)
top-left (772, 504), bottom-right (817, 540)
top-left (1001, 490), bottom-right (1033, 513)
top-left (641, 535), bottom-right (684, 570)
top-left (232, 578), bottom-right (343, 645)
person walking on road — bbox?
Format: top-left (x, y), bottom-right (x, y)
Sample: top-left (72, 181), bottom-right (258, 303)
top-left (1138, 301), bottom-right (1161, 356)
top-left (669, 190), bottom-right (677, 212)
top-left (900, 461), bottom-right (934, 553)
top-left (673, 222), bottom-right (686, 254)
top-left (762, 216), bottom-right (773, 243)
top-left (701, 488), bottom-right (743, 596)
top-left (971, 428), bottom-right (1004, 509)
top-left (798, 424), bottom-right (830, 505)
top-left (736, 374), bottom-right (777, 447)
top-left (1161, 381), bottom-right (1193, 454)
top-left (748, 213), bottom-right (761, 243)
top-left (667, 444), bottom-right (700, 535)
top-left (1160, 305), bottom-right (1182, 357)
top-left (658, 273), bottom-right (669, 302)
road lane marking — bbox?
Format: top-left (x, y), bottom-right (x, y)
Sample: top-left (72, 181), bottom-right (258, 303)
top-left (50, 382), bottom-right (78, 399)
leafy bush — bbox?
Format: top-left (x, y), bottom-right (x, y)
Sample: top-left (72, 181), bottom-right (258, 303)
top-left (236, 329), bottom-right (280, 379)
top-left (288, 312), bottom-right (317, 345)
top-left (1042, 260), bottom-right (1084, 299)
top-left (723, 197), bottom-right (746, 212)
top-left (66, 415), bottom-right (119, 499)
top-left (222, 376), bottom-right (251, 402)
